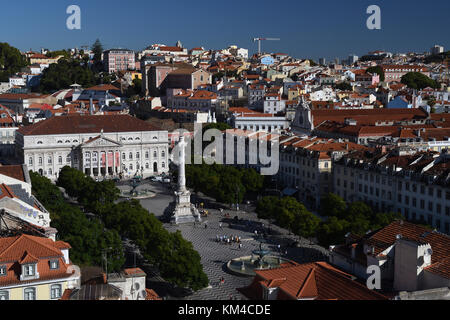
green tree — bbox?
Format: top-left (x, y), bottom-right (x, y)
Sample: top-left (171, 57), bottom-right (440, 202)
top-left (317, 217), bottom-right (350, 247)
top-left (320, 193), bottom-right (347, 218)
top-left (0, 43), bottom-right (28, 82)
top-left (401, 72), bottom-right (439, 90)
top-left (39, 59), bottom-right (95, 92)
top-left (91, 39), bottom-right (104, 72)
top-left (335, 82), bottom-right (353, 91)
top-left (366, 66), bottom-right (385, 82)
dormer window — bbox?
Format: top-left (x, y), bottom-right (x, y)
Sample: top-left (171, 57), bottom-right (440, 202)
top-left (50, 260), bottom-right (59, 270)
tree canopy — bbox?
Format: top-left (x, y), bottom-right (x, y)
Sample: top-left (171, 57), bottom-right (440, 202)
top-left (56, 167), bottom-right (209, 291)
top-left (256, 196), bottom-right (320, 238)
top-left (29, 171), bottom-right (124, 271)
top-left (38, 59), bottom-right (96, 92)
top-left (0, 42), bottom-right (28, 82)
top-left (366, 66), bottom-right (385, 82)
top-left (401, 72), bottom-right (440, 90)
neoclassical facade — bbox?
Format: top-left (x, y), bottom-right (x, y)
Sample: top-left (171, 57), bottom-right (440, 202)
top-left (15, 114), bottom-right (169, 181)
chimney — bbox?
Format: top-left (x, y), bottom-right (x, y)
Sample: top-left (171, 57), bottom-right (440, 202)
top-left (89, 98), bottom-right (94, 115)
top-left (351, 243), bottom-right (356, 259)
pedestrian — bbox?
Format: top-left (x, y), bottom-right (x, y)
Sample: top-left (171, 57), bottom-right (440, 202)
top-left (219, 222), bottom-right (222, 229)
top-left (277, 244), bottom-right (281, 252)
top-left (239, 243), bottom-right (242, 250)
top-left (220, 277), bottom-right (225, 285)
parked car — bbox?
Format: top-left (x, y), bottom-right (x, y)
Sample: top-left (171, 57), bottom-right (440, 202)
top-left (163, 178), bottom-right (171, 183)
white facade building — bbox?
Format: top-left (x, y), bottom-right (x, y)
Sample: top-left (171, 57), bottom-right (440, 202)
top-left (15, 114), bottom-right (169, 181)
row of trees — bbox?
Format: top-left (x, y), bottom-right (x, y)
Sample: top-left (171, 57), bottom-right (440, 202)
top-left (29, 171), bottom-right (125, 271)
top-left (256, 196), bottom-right (320, 238)
top-left (185, 163), bottom-right (264, 205)
top-left (255, 193), bottom-right (401, 247)
top-left (55, 167), bottom-right (209, 291)
top-left (317, 193), bottom-right (402, 246)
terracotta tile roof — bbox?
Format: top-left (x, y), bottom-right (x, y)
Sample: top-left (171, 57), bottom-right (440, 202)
top-left (17, 114), bottom-right (162, 136)
top-left (0, 234), bottom-right (74, 287)
top-left (123, 268), bottom-right (146, 277)
top-left (240, 262), bottom-right (387, 300)
top-left (145, 288), bottom-right (162, 300)
top-left (0, 165), bottom-right (26, 182)
top-left (312, 108), bottom-right (428, 126)
top-left (85, 84), bottom-right (119, 92)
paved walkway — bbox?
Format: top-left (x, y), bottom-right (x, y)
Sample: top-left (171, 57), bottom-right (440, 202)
top-left (135, 181), bottom-right (329, 300)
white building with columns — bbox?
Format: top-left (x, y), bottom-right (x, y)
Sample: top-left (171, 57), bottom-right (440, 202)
top-left (15, 114), bottom-right (169, 181)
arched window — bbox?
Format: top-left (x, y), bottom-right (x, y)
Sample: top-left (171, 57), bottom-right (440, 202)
top-left (122, 153), bottom-right (126, 160)
top-left (145, 151), bottom-right (149, 159)
top-left (135, 137), bottom-right (140, 141)
top-left (136, 152), bottom-right (140, 159)
top-left (48, 156), bottom-right (52, 164)
top-left (58, 156), bottom-right (62, 164)
top-left (24, 287), bottom-right (36, 300)
top-left (153, 151), bottom-right (157, 158)
top-left (162, 162), bottom-right (165, 168)
top-left (38, 157), bottom-right (43, 165)
top-left (57, 140), bottom-right (62, 144)
top-left (48, 168), bottom-right (52, 175)
top-left (129, 163), bottom-right (133, 170)
top-left (129, 152), bottom-right (133, 160)
top-left (28, 157), bottom-right (33, 165)
top-left (161, 150), bottom-right (165, 158)
top-left (145, 163), bottom-right (149, 169)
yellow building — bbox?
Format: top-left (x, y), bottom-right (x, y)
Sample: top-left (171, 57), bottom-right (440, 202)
top-left (29, 54), bottom-right (63, 65)
top-left (0, 234), bottom-right (80, 300)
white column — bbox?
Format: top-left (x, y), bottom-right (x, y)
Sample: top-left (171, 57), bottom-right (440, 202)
top-left (178, 137), bottom-right (186, 192)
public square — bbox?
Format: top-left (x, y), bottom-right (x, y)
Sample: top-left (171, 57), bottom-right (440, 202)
top-left (129, 179), bottom-right (329, 300)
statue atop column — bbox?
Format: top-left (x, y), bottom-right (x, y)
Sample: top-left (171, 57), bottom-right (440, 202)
top-left (171, 136), bottom-right (201, 224)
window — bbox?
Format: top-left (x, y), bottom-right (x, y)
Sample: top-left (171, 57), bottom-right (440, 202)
top-left (24, 287), bottom-right (36, 300)
top-left (50, 260), bottom-right (59, 270)
top-left (129, 152), bottom-right (133, 160)
top-left (48, 156), bottom-right (52, 164)
top-left (24, 264), bottom-right (35, 277)
top-left (153, 151), bottom-right (157, 158)
top-left (0, 291), bottom-right (8, 300)
top-left (122, 153), bottom-right (126, 160)
top-left (38, 157), bottom-right (43, 165)
top-left (162, 151), bottom-right (165, 158)
top-left (58, 156), bottom-right (62, 164)
top-left (66, 155), bottom-right (71, 163)
top-left (0, 265), bottom-right (6, 276)
top-left (136, 152), bottom-right (140, 159)
top-left (145, 151), bottom-right (149, 159)
top-left (162, 162), bottom-right (165, 168)
top-left (28, 157), bottom-right (33, 165)
top-left (50, 284), bottom-right (62, 299)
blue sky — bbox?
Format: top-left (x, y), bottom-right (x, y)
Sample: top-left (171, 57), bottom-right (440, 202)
top-left (1, 0), bottom-right (449, 61)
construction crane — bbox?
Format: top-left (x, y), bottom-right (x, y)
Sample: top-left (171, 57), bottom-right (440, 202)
top-left (253, 37), bottom-right (280, 55)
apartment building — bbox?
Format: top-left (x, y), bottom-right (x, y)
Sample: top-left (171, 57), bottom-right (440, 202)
top-left (333, 148), bottom-right (450, 234)
top-left (277, 136), bottom-right (367, 210)
top-left (103, 49), bottom-right (135, 74)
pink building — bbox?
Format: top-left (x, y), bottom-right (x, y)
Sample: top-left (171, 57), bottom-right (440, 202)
top-left (103, 49), bottom-right (135, 73)
top-left (382, 65), bottom-right (430, 83)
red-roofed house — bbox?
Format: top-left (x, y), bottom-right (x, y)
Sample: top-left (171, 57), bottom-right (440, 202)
top-left (0, 234), bottom-right (80, 300)
top-left (239, 261), bottom-right (387, 300)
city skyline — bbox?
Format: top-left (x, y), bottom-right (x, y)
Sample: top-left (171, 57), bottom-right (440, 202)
top-left (1, 0), bottom-right (449, 61)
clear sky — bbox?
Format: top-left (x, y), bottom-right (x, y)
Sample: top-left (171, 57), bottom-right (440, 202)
top-left (1, 0), bottom-right (449, 61)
